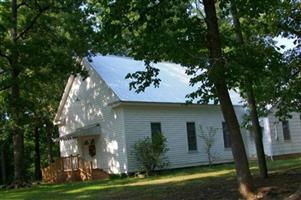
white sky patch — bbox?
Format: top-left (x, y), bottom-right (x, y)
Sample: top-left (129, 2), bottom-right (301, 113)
top-left (274, 36), bottom-right (297, 53)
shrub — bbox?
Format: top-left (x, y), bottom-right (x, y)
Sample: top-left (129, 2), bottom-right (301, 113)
top-left (198, 126), bottom-right (218, 166)
top-left (132, 132), bottom-right (169, 175)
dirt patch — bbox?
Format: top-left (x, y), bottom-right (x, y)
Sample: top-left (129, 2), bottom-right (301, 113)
top-left (255, 169), bottom-right (301, 200)
top-left (122, 168), bottom-right (301, 200)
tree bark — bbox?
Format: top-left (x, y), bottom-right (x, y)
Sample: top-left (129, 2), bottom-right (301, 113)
top-left (230, 0), bottom-right (268, 179)
top-left (11, 0), bottom-right (25, 184)
top-left (12, 125), bottom-right (24, 183)
top-left (203, 0), bottom-right (254, 198)
top-left (46, 123), bottom-right (53, 165)
top-left (0, 144), bottom-right (6, 184)
top-left (247, 87), bottom-right (268, 178)
top-left (34, 125), bottom-right (42, 181)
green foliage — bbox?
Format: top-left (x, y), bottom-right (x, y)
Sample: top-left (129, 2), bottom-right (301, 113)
top-left (227, 0), bottom-right (301, 118)
top-left (93, 0), bottom-right (300, 115)
top-left (0, 0), bottom-right (98, 183)
top-left (125, 61), bottom-right (161, 93)
top-left (132, 132), bottom-right (169, 175)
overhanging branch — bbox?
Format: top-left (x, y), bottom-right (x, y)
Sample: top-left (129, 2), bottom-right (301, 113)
top-left (0, 50), bottom-right (11, 65)
top-left (0, 84), bottom-right (11, 92)
top-left (17, 1), bottom-right (29, 9)
top-left (16, 4), bottom-right (50, 40)
top-left (278, 23), bottom-right (301, 38)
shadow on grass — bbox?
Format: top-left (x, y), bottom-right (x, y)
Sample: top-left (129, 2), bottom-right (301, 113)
top-left (1, 165), bottom-right (237, 200)
top-left (1, 158), bottom-right (300, 200)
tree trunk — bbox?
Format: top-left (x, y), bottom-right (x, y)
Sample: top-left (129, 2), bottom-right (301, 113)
top-left (230, 0), bottom-right (268, 179)
top-left (247, 87), bottom-right (268, 178)
top-left (46, 123), bottom-right (53, 165)
top-left (12, 126), bottom-right (24, 183)
top-left (11, 0), bottom-right (25, 184)
top-left (34, 125), bottom-right (42, 181)
top-left (11, 68), bottom-right (24, 183)
top-left (0, 144), bottom-right (6, 184)
top-left (203, 0), bottom-right (254, 198)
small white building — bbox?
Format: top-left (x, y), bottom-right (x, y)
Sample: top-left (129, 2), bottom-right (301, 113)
top-left (54, 55), bottom-right (301, 174)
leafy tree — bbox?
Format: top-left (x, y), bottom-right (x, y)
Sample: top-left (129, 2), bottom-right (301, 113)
top-left (92, 0), bottom-right (255, 197)
top-left (271, 0), bottom-right (301, 117)
top-left (202, 0), bottom-right (254, 197)
top-left (92, 0), bottom-right (253, 196)
top-left (0, 0), bottom-right (96, 185)
top-left (226, 0), bottom-right (270, 179)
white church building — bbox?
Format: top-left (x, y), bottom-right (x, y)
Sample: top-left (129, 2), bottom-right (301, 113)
top-left (54, 55), bottom-right (301, 174)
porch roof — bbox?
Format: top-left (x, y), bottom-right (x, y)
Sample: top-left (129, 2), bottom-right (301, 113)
top-left (58, 123), bottom-right (101, 141)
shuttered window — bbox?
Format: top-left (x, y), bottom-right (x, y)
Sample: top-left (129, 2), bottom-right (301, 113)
top-left (282, 121), bottom-right (291, 140)
top-left (222, 122), bottom-right (231, 148)
top-left (151, 122), bottom-right (162, 138)
top-left (186, 122), bottom-right (197, 151)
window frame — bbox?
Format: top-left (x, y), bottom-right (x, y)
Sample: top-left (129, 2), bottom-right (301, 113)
top-left (222, 122), bottom-right (231, 149)
top-left (282, 120), bottom-right (291, 141)
top-left (150, 122), bottom-right (162, 138)
top-left (186, 122), bottom-right (198, 151)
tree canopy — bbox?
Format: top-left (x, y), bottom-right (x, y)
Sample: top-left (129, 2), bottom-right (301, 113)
top-left (0, 0), bottom-right (97, 185)
top-left (0, 0), bottom-right (300, 198)
top-left (90, 0), bottom-right (300, 197)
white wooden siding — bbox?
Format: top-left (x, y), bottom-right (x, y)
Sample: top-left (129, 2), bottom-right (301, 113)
top-left (262, 117), bottom-right (273, 156)
top-left (58, 61), bottom-right (128, 174)
top-left (268, 112), bottom-right (301, 156)
top-left (123, 105), bottom-right (250, 172)
top-left (247, 117), bottom-right (273, 158)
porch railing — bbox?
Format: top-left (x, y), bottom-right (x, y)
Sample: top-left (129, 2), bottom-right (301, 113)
top-left (41, 155), bottom-right (93, 183)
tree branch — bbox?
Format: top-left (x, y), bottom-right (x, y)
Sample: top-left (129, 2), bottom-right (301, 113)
top-left (278, 23), bottom-right (301, 38)
top-left (16, 4), bottom-right (50, 40)
top-left (0, 50), bottom-right (12, 65)
top-left (16, 1), bottom-right (29, 9)
top-left (0, 84), bottom-right (11, 92)
top-left (195, 0), bottom-right (206, 19)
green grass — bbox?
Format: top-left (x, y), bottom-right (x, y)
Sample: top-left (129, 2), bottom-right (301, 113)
top-left (1, 158), bottom-right (301, 200)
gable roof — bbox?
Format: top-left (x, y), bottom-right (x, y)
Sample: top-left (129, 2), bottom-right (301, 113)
top-left (87, 54), bottom-right (243, 105)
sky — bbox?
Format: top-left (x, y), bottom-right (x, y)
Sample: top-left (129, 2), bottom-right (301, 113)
top-left (275, 36), bottom-right (297, 52)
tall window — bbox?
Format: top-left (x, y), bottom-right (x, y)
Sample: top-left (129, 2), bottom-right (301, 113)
top-left (282, 121), bottom-right (291, 140)
top-left (151, 122), bottom-right (162, 138)
top-left (186, 122), bottom-right (197, 151)
top-left (222, 122), bottom-right (231, 148)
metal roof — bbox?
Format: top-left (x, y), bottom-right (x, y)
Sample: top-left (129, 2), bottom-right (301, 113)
top-left (87, 54), bottom-right (244, 105)
top-left (58, 123), bottom-right (101, 141)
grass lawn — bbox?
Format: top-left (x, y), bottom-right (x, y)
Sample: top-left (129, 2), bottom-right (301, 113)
top-left (1, 158), bottom-right (301, 200)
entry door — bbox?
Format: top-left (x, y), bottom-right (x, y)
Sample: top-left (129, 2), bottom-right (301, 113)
top-left (82, 137), bottom-right (97, 168)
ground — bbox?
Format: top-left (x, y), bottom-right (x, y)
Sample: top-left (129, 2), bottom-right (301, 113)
top-left (1, 158), bottom-right (301, 200)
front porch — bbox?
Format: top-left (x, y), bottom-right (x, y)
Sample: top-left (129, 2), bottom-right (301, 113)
top-left (41, 155), bottom-right (109, 184)
top-left (42, 123), bottom-right (108, 183)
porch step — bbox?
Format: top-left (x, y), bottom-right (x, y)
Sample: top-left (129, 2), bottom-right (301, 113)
top-left (42, 155), bottom-right (109, 183)
top-left (92, 169), bottom-right (109, 180)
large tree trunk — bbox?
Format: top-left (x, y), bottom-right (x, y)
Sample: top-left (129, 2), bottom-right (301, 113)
top-left (247, 87), bottom-right (268, 178)
top-left (230, 0), bottom-right (268, 179)
top-left (203, 0), bottom-right (254, 198)
top-left (12, 125), bottom-right (24, 183)
top-left (46, 123), bottom-right (53, 165)
top-left (11, 0), bottom-right (25, 184)
top-left (0, 144), bottom-right (6, 184)
top-left (11, 79), bottom-right (24, 184)
top-left (34, 125), bottom-right (42, 181)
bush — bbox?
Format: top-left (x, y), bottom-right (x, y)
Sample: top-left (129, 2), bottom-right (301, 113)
top-left (132, 132), bottom-right (169, 175)
top-left (198, 126), bottom-right (218, 166)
